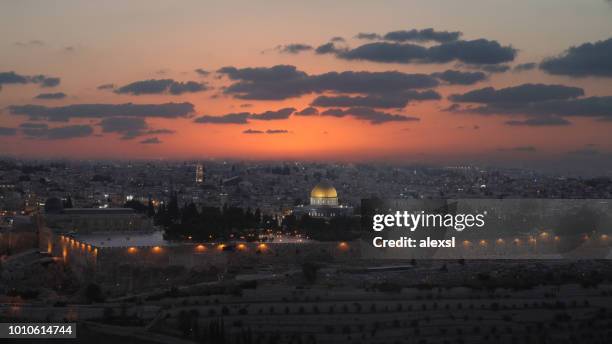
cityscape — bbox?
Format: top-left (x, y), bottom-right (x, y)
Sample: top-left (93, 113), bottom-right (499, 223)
top-left (2, 0), bottom-right (612, 343)
top-left (1, 159), bottom-right (612, 343)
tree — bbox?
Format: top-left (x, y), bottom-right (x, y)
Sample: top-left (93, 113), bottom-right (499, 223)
top-left (167, 193), bottom-right (180, 222)
top-left (124, 200), bottom-right (147, 213)
top-left (302, 261), bottom-right (320, 283)
top-left (64, 196), bottom-right (73, 208)
top-left (146, 197), bottom-right (155, 217)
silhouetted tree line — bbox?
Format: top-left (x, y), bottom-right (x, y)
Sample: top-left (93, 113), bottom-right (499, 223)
top-left (281, 214), bottom-right (361, 241)
top-left (124, 194), bottom-right (361, 242)
top-left (63, 196), bottom-right (73, 208)
top-left (126, 194), bottom-right (275, 241)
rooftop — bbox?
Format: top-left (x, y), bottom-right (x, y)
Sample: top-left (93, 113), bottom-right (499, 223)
top-left (71, 230), bottom-right (168, 248)
top-left (59, 208), bottom-right (136, 215)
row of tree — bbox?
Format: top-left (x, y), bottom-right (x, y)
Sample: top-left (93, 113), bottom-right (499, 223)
top-left (124, 195), bottom-right (361, 242)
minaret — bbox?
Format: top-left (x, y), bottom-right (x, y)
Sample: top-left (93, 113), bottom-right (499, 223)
top-left (195, 163), bottom-right (204, 184)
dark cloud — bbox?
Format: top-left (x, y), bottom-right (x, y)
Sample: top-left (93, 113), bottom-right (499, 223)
top-left (250, 107), bottom-right (295, 121)
top-left (540, 37), bottom-right (612, 77)
top-left (196, 106), bottom-right (413, 125)
top-left (513, 62), bottom-right (537, 72)
top-left (97, 83), bottom-right (115, 90)
top-left (195, 108), bottom-right (294, 124)
top-left (447, 84), bottom-right (612, 122)
top-left (99, 117), bottom-right (148, 139)
top-left (339, 39), bottom-right (516, 65)
top-left (311, 90), bottom-right (440, 108)
top-left (0, 127), bottom-right (17, 136)
top-left (475, 97), bottom-right (612, 119)
top-left (140, 137), bottom-right (162, 144)
top-left (431, 70), bottom-right (487, 85)
top-left (22, 124), bottom-right (94, 140)
top-left (194, 68), bottom-right (210, 76)
top-left (0, 71), bottom-right (60, 89)
top-left (315, 42), bottom-right (345, 55)
top-left (355, 33), bottom-right (382, 40)
top-left (34, 92), bottom-right (67, 100)
top-left (9, 102), bottom-right (194, 121)
top-left (442, 103), bottom-right (462, 112)
top-left (330, 36), bottom-right (345, 42)
top-left (340, 42), bottom-right (429, 63)
top-left (115, 79), bottom-right (207, 95)
top-left (242, 129), bottom-right (289, 134)
top-left (320, 107), bottom-right (419, 124)
top-left (38, 77), bottom-right (60, 87)
top-left (218, 65), bottom-right (306, 82)
top-left (194, 113), bottom-right (250, 124)
top-left (382, 28), bottom-right (462, 43)
top-left (453, 91), bottom-right (612, 121)
top-left (217, 65), bottom-right (439, 100)
top-left (19, 122), bottom-right (48, 129)
top-left (312, 71), bottom-right (438, 93)
top-left (277, 43), bottom-right (313, 54)
top-left (505, 117), bottom-right (571, 126)
top-left (167, 81), bottom-right (206, 95)
top-left (449, 84), bottom-right (584, 104)
top-left (295, 107), bottom-right (319, 116)
top-left (0, 71), bottom-right (28, 85)
top-left (146, 128), bottom-right (175, 135)
top-left (478, 64), bottom-right (511, 73)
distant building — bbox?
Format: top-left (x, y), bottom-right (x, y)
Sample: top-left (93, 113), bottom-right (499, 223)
top-left (0, 216), bottom-right (38, 255)
top-left (43, 198), bottom-right (153, 233)
top-left (195, 163), bottom-right (205, 184)
top-left (293, 181), bottom-right (353, 218)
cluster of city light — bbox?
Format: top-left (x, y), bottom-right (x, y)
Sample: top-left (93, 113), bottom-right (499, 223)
top-left (119, 239), bottom-right (351, 256)
top-left (57, 229), bottom-right (612, 260)
top-left (57, 236), bottom-right (97, 264)
top-left (459, 231), bottom-right (611, 249)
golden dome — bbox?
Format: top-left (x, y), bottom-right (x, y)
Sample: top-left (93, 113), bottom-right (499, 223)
top-left (310, 181), bottom-right (337, 199)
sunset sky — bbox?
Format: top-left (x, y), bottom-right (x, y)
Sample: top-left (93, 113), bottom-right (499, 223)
top-left (1, 0), bottom-right (612, 165)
